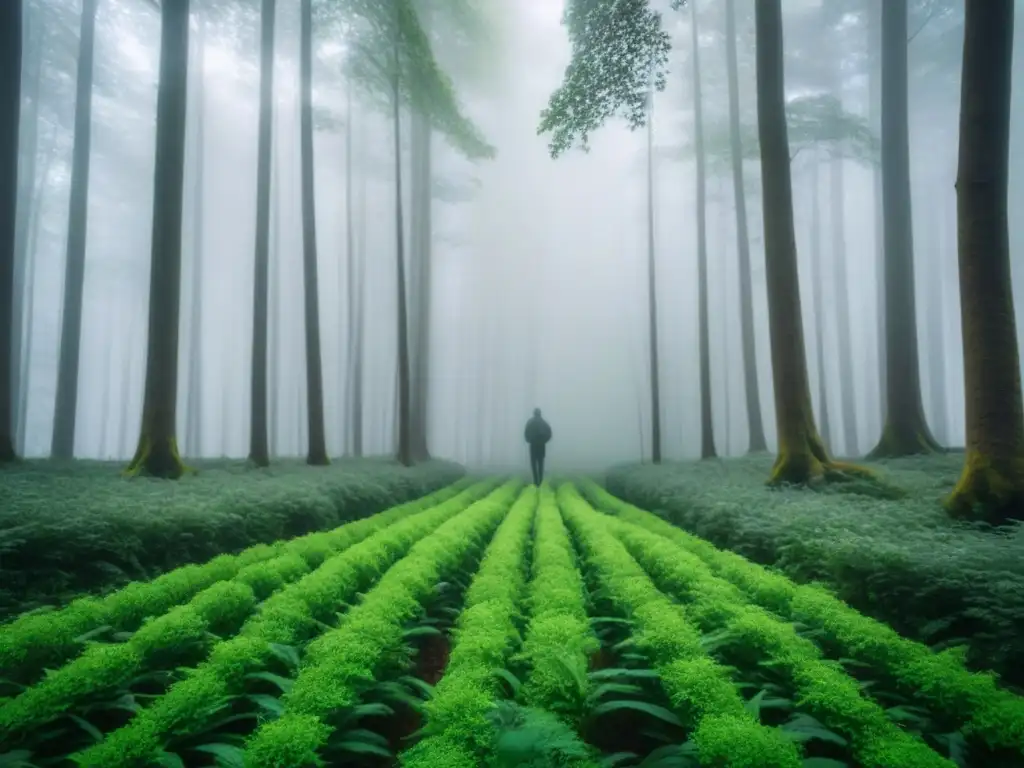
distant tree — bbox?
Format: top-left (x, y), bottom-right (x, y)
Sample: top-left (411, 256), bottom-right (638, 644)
top-left (249, 0), bottom-right (276, 468)
top-left (946, 0), bottom-right (1024, 524)
top-left (644, 90), bottom-right (662, 464)
top-left (0, 0), bottom-right (23, 464)
top-left (125, 0), bottom-right (190, 478)
top-left (690, 0), bottom-right (715, 460)
top-left (51, 0), bottom-right (99, 460)
top-left (723, 0), bottom-right (767, 454)
top-left (868, 0), bottom-right (941, 459)
top-left (298, 0), bottom-right (329, 466)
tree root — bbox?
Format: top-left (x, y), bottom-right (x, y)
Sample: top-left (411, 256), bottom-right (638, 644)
top-left (0, 437), bottom-right (16, 464)
top-left (768, 443), bottom-right (874, 487)
top-left (125, 433), bottom-right (189, 479)
top-left (867, 421), bottom-right (942, 460)
top-left (945, 450), bottom-right (1024, 526)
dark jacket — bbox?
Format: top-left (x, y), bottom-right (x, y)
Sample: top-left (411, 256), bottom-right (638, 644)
top-left (524, 416), bottom-right (552, 449)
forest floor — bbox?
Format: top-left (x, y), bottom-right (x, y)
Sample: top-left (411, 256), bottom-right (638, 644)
top-left (604, 452), bottom-right (1024, 689)
top-left (0, 457), bottom-right (464, 621)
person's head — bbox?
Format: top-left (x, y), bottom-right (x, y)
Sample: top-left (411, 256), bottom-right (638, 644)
top-left (533, 408), bottom-right (542, 417)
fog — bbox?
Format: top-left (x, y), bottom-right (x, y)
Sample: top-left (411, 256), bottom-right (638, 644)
top-left (10, 0), bottom-right (1019, 472)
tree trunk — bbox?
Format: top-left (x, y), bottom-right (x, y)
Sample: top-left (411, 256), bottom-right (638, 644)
top-left (946, 0), bottom-right (1024, 524)
top-left (249, 0), bottom-right (275, 467)
top-left (184, 10), bottom-right (206, 459)
top-left (298, 0), bottom-right (329, 466)
top-left (392, 60), bottom-right (412, 467)
top-left (691, 1), bottom-right (716, 460)
top-left (349, 111), bottom-right (366, 458)
top-left (755, 0), bottom-right (864, 485)
top-left (268, 102), bottom-right (283, 456)
top-left (0, 0), bottom-right (23, 463)
top-left (867, 0), bottom-right (886, 434)
top-left (97, 311), bottom-right (113, 458)
top-left (52, 0), bottom-right (99, 459)
top-left (925, 187), bottom-right (949, 445)
top-left (409, 107), bottom-right (432, 462)
top-left (12, 7), bottom-right (43, 455)
top-left (810, 156), bottom-right (832, 452)
top-left (645, 91), bottom-right (662, 464)
top-left (829, 135), bottom-right (859, 457)
top-left (724, 0), bottom-right (767, 454)
top-left (868, 0), bottom-right (940, 459)
top-left (126, 0), bottom-right (190, 478)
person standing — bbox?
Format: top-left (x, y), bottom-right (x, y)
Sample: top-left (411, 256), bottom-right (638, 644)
top-left (524, 407), bottom-right (552, 485)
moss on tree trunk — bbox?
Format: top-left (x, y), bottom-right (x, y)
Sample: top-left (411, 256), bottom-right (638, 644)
top-left (755, 0), bottom-right (868, 486)
top-left (946, 0), bottom-right (1024, 525)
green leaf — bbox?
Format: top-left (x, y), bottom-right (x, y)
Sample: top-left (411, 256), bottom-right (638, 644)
top-left (590, 700), bottom-right (683, 727)
top-left (0, 750), bottom-right (34, 768)
top-left (155, 752), bottom-right (186, 768)
top-left (267, 643), bottom-right (301, 671)
top-left (334, 740), bottom-right (393, 758)
top-left (73, 625), bottom-right (113, 643)
top-left (247, 693), bottom-right (286, 718)
top-left (404, 625), bottom-right (444, 639)
top-left (68, 714), bottom-right (104, 743)
top-left (193, 744), bottom-right (246, 768)
top-left (244, 671), bottom-right (294, 694)
top-left (801, 759), bottom-right (848, 768)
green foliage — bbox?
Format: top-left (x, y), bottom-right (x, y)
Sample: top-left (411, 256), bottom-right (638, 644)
top-left (599, 454), bottom-right (1024, 690)
top-left (539, 0), bottom-right (673, 157)
top-left (399, 486), bottom-right (536, 765)
top-left (66, 481), bottom-right (500, 768)
top-left (330, 0), bottom-right (494, 160)
top-left (0, 458), bottom-right (465, 620)
top-left (241, 481), bottom-right (523, 766)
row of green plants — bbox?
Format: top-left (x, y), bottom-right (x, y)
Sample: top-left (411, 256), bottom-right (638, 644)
top-left (240, 480), bottom-right (524, 766)
top-left (398, 486), bottom-right (539, 766)
top-left (0, 478), bottom-right (474, 686)
top-left (0, 479), bottom-right (501, 767)
top-left (580, 480), bottom-right (1024, 759)
top-left (0, 460), bottom-right (466, 620)
top-left (557, 484), bottom-right (805, 768)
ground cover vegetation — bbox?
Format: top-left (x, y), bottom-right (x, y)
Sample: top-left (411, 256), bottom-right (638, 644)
top-left (0, 458), bottom-right (464, 621)
top-left (2, 480), bottom-right (1022, 768)
top-left (601, 455), bottom-right (1024, 689)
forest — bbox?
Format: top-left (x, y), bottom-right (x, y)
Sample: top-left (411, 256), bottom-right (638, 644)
top-left (1, 0), bottom-right (1023, 766)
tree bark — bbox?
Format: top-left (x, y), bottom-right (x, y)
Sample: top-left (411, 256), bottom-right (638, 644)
top-left (249, 0), bottom-right (275, 467)
top-left (691, 1), bottom-right (716, 460)
top-left (52, 0), bottom-right (99, 459)
top-left (349, 110), bottom-right (366, 458)
top-left (809, 156), bottom-right (832, 452)
top-left (924, 185), bottom-right (948, 445)
top-left (867, 0), bottom-right (886, 434)
top-left (126, 0), bottom-right (190, 478)
top-left (724, 0), bottom-right (767, 454)
top-left (645, 91), bottom-right (662, 464)
top-left (184, 9), bottom-right (206, 459)
top-left (392, 47), bottom-right (412, 467)
top-left (409, 107), bottom-right (432, 462)
top-left (298, 0), bottom-right (329, 466)
top-left (755, 0), bottom-right (865, 485)
top-left (946, 0), bottom-right (1024, 524)
top-left (868, 0), bottom-right (940, 459)
top-left (0, 0), bottom-right (23, 463)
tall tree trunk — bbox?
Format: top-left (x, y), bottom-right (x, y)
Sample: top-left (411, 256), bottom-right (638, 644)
top-left (126, 0), bottom-right (190, 478)
top-left (924, 188), bottom-right (949, 445)
top-left (249, 0), bottom-right (275, 467)
top-left (409, 108), bottom-right (432, 461)
top-left (16, 126), bottom-right (56, 455)
top-left (868, 0), bottom-right (939, 459)
top-left (867, 0), bottom-right (886, 434)
top-left (0, 0), bottom-right (23, 462)
top-left (298, 0), bottom-right (328, 465)
top-left (810, 156), bottom-right (832, 451)
top-left (755, 0), bottom-right (863, 484)
top-left (52, 0), bottom-right (99, 459)
top-left (691, 1), bottom-right (716, 460)
top-left (184, 10), bottom-right (206, 459)
top-left (349, 112), bottom-right (366, 457)
top-left (392, 79), bottom-right (412, 466)
top-left (268, 103), bottom-right (283, 456)
top-left (829, 131), bottom-right (859, 457)
top-left (97, 311), bottom-right (113, 458)
top-left (119, 311), bottom-right (139, 459)
top-left (12, 7), bottom-right (43, 454)
top-left (946, 0), bottom-right (1024, 523)
top-left (724, 0), bottom-right (767, 453)
top-left (645, 90), bottom-right (662, 464)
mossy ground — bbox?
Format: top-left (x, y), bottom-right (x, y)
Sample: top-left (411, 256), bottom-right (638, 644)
top-left (604, 452), bottom-right (1024, 689)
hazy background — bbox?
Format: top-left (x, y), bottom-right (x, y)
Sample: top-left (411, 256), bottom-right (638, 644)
top-left (13, 0), bottom-right (1024, 471)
